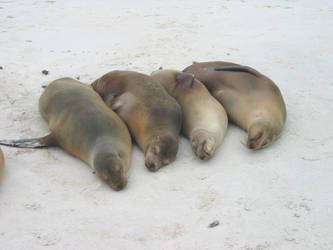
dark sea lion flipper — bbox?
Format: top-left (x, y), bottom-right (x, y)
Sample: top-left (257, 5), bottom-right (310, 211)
top-left (214, 66), bottom-right (260, 77)
top-left (0, 133), bottom-right (57, 148)
top-left (176, 72), bottom-right (195, 88)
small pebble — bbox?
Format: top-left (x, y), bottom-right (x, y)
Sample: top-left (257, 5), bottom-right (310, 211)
top-left (208, 220), bottom-right (220, 228)
top-left (42, 70), bottom-right (49, 75)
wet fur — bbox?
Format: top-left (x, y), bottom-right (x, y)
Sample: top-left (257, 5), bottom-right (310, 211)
top-left (183, 61), bottom-right (286, 150)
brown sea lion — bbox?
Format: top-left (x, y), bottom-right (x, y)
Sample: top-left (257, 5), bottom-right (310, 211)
top-left (183, 61), bottom-right (286, 149)
top-left (0, 78), bottom-right (132, 190)
top-left (0, 148), bottom-right (4, 181)
top-left (150, 69), bottom-right (228, 160)
top-left (92, 70), bottom-right (182, 171)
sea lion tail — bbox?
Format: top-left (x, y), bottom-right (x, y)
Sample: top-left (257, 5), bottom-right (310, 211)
top-left (214, 65), bottom-right (260, 77)
top-left (0, 133), bottom-right (56, 148)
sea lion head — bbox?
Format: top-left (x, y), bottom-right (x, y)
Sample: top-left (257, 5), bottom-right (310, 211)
top-left (93, 152), bottom-right (128, 191)
top-left (247, 120), bottom-right (276, 150)
top-left (144, 135), bottom-right (178, 172)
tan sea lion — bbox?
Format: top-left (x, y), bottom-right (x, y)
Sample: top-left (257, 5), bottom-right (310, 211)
top-left (0, 148), bottom-right (4, 181)
top-left (0, 78), bottom-right (132, 190)
top-left (183, 61), bottom-right (286, 149)
top-left (150, 69), bottom-right (228, 160)
top-left (92, 70), bottom-right (182, 171)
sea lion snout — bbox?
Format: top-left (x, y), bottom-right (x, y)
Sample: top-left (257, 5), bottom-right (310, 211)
top-left (247, 121), bottom-right (274, 150)
top-left (144, 135), bottom-right (178, 172)
top-left (190, 130), bottom-right (217, 160)
top-left (93, 152), bottom-right (128, 191)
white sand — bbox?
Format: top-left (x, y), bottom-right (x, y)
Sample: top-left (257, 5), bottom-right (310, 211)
top-left (1, 0), bottom-right (333, 249)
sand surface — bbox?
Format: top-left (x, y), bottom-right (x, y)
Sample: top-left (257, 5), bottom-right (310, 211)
top-left (1, 0), bottom-right (333, 249)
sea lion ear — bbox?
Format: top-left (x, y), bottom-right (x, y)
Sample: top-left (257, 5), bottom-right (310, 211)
top-left (176, 72), bottom-right (195, 88)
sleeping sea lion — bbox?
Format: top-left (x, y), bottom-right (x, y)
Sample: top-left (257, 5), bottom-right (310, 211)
top-left (183, 61), bottom-right (286, 149)
top-left (92, 70), bottom-right (182, 171)
top-left (0, 78), bottom-right (132, 190)
top-left (150, 69), bottom-right (228, 160)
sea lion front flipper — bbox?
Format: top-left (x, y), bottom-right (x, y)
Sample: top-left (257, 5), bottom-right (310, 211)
top-left (214, 65), bottom-right (260, 77)
top-left (176, 72), bottom-right (195, 88)
top-left (111, 92), bottom-right (137, 119)
top-left (0, 133), bottom-right (57, 148)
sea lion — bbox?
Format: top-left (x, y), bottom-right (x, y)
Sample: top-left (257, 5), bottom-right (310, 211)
top-left (0, 78), bottom-right (132, 190)
top-left (0, 148), bottom-right (4, 181)
top-left (183, 61), bottom-right (286, 149)
top-left (92, 70), bottom-right (182, 172)
top-left (150, 69), bottom-right (228, 160)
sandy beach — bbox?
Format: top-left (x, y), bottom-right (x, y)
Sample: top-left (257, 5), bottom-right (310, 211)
top-left (1, 0), bottom-right (333, 249)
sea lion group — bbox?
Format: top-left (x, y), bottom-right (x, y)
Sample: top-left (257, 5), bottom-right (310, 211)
top-left (0, 61), bottom-right (286, 190)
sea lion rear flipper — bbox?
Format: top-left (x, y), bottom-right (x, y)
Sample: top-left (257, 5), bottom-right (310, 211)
top-left (214, 65), bottom-right (260, 77)
top-left (176, 72), bottom-right (195, 88)
top-left (0, 133), bottom-right (57, 148)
